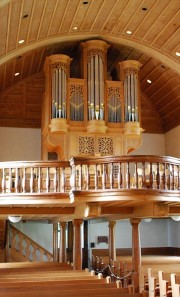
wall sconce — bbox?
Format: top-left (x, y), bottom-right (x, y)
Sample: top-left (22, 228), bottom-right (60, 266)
top-left (142, 218), bottom-right (152, 223)
top-left (171, 216), bottom-right (180, 222)
top-left (8, 216), bottom-right (22, 223)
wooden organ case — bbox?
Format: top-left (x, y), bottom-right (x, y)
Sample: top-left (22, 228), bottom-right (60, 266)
top-left (42, 40), bottom-right (143, 160)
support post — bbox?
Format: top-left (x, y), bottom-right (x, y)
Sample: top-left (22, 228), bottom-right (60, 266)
top-left (59, 222), bottom-right (67, 263)
top-left (130, 218), bottom-right (141, 293)
top-left (53, 223), bottom-right (58, 262)
top-left (108, 220), bottom-right (116, 262)
top-left (73, 219), bottom-right (83, 270)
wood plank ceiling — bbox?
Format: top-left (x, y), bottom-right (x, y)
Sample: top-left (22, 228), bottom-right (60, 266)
top-left (0, 0), bottom-right (179, 134)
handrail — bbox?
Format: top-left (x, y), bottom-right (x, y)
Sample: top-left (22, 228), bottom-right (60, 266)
top-left (0, 156), bottom-right (179, 194)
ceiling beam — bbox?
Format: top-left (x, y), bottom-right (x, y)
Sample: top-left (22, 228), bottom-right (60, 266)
top-left (0, 207), bottom-right (75, 215)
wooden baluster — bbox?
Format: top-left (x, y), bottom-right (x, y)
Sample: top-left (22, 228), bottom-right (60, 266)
top-left (61, 167), bottom-right (66, 192)
top-left (39, 248), bottom-right (44, 261)
top-left (25, 239), bottom-right (31, 261)
top-left (171, 164), bottom-right (175, 190)
top-left (22, 167), bottom-right (26, 193)
top-left (118, 162), bottom-right (123, 189)
top-left (15, 168), bottom-right (19, 193)
top-left (37, 167), bottom-right (42, 192)
top-left (46, 167), bottom-right (50, 192)
top-left (156, 163), bottom-right (160, 189)
top-left (102, 164), bottom-right (105, 189)
top-left (126, 162), bottom-right (130, 189)
top-left (31, 244), bottom-right (36, 262)
top-left (149, 162), bottom-right (153, 189)
top-left (94, 164), bottom-right (97, 190)
top-left (30, 167), bottom-right (34, 192)
top-left (80, 164), bottom-right (83, 190)
top-left (86, 165), bottom-right (90, 190)
top-left (142, 162), bottom-right (146, 188)
top-left (161, 163), bottom-right (166, 189)
top-left (135, 163), bottom-right (138, 189)
top-left (2, 169), bottom-right (7, 193)
top-left (166, 164), bottom-right (171, 190)
top-left (53, 167), bottom-right (57, 192)
top-left (9, 168), bottom-right (12, 192)
top-left (110, 163), bottom-right (113, 189)
top-left (177, 165), bottom-right (180, 190)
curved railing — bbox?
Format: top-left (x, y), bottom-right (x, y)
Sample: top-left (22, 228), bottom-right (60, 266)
top-left (0, 156), bottom-right (179, 195)
top-left (70, 155), bottom-right (180, 192)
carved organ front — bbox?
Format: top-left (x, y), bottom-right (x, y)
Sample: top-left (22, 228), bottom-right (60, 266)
top-left (42, 40), bottom-right (143, 160)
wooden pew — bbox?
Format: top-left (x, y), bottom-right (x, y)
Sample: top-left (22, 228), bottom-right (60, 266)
top-left (0, 292), bottom-right (148, 297)
top-left (171, 274), bottom-right (180, 297)
top-left (0, 261), bottom-right (73, 272)
top-left (0, 284), bottom-right (133, 294)
top-left (0, 262), bottom-right (148, 297)
top-left (139, 263), bottom-right (180, 292)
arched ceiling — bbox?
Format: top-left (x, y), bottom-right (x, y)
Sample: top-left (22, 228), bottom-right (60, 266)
top-left (0, 0), bottom-right (179, 133)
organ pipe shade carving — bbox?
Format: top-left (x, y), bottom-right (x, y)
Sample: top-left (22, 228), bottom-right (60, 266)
top-left (70, 84), bottom-right (84, 121)
top-left (107, 87), bottom-right (122, 123)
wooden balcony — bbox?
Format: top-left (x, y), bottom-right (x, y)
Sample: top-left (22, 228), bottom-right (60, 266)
top-left (0, 156), bottom-right (179, 222)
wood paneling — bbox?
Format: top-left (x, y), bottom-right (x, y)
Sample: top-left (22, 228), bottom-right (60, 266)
top-left (0, 0), bottom-right (179, 132)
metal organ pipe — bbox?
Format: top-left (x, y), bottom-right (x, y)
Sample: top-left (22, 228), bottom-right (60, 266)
top-left (88, 53), bottom-right (104, 121)
top-left (120, 60), bottom-right (141, 123)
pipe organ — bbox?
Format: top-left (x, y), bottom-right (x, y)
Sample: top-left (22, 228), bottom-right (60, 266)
top-left (42, 40), bottom-right (143, 160)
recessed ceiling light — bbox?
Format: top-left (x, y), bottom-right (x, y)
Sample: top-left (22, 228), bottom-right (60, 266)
top-left (147, 79), bottom-right (152, 84)
top-left (126, 30), bottom-right (132, 35)
top-left (18, 39), bottom-right (25, 44)
top-left (175, 52), bottom-right (180, 57)
top-left (23, 14), bottom-right (29, 19)
top-left (73, 26), bottom-right (78, 30)
top-left (15, 72), bottom-right (20, 76)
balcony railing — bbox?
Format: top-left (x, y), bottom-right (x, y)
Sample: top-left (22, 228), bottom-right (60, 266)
top-left (0, 161), bottom-right (71, 194)
top-left (0, 156), bottom-right (179, 196)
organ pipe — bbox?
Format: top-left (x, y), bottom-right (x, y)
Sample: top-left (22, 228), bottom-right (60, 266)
top-left (119, 60), bottom-right (141, 123)
top-left (46, 55), bottom-right (71, 120)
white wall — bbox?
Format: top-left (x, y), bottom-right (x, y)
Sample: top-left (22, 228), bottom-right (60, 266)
top-left (13, 221), bottom-right (53, 253)
top-left (0, 127), bottom-right (41, 161)
top-left (89, 219), bottom-right (170, 251)
top-left (165, 126), bottom-right (180, 158)
top-left (168, 219), bottom-right (180, 247)
top-left (140, 219), bottom-right (168, 247)
top-left (132, 133), bottom-right (165, 156)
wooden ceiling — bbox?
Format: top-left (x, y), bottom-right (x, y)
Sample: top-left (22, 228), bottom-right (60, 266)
top-left (0, 0), bottom-right (179, 133)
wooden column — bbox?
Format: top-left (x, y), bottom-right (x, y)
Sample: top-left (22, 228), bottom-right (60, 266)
top-left (53, 223), bottom-right (58, 262)
top-left (82, 220), bottom-right (88, 269)
top-left (130, 218), bottom-right (141, 293)
top-left (108, 220), bottom-right (116, 262)
top-left (67, 221), bottom-right (73, 264)
top-left (73, 219), bottom-right (83, 270)
top-left (59, 222), bottom-right (67, 263)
